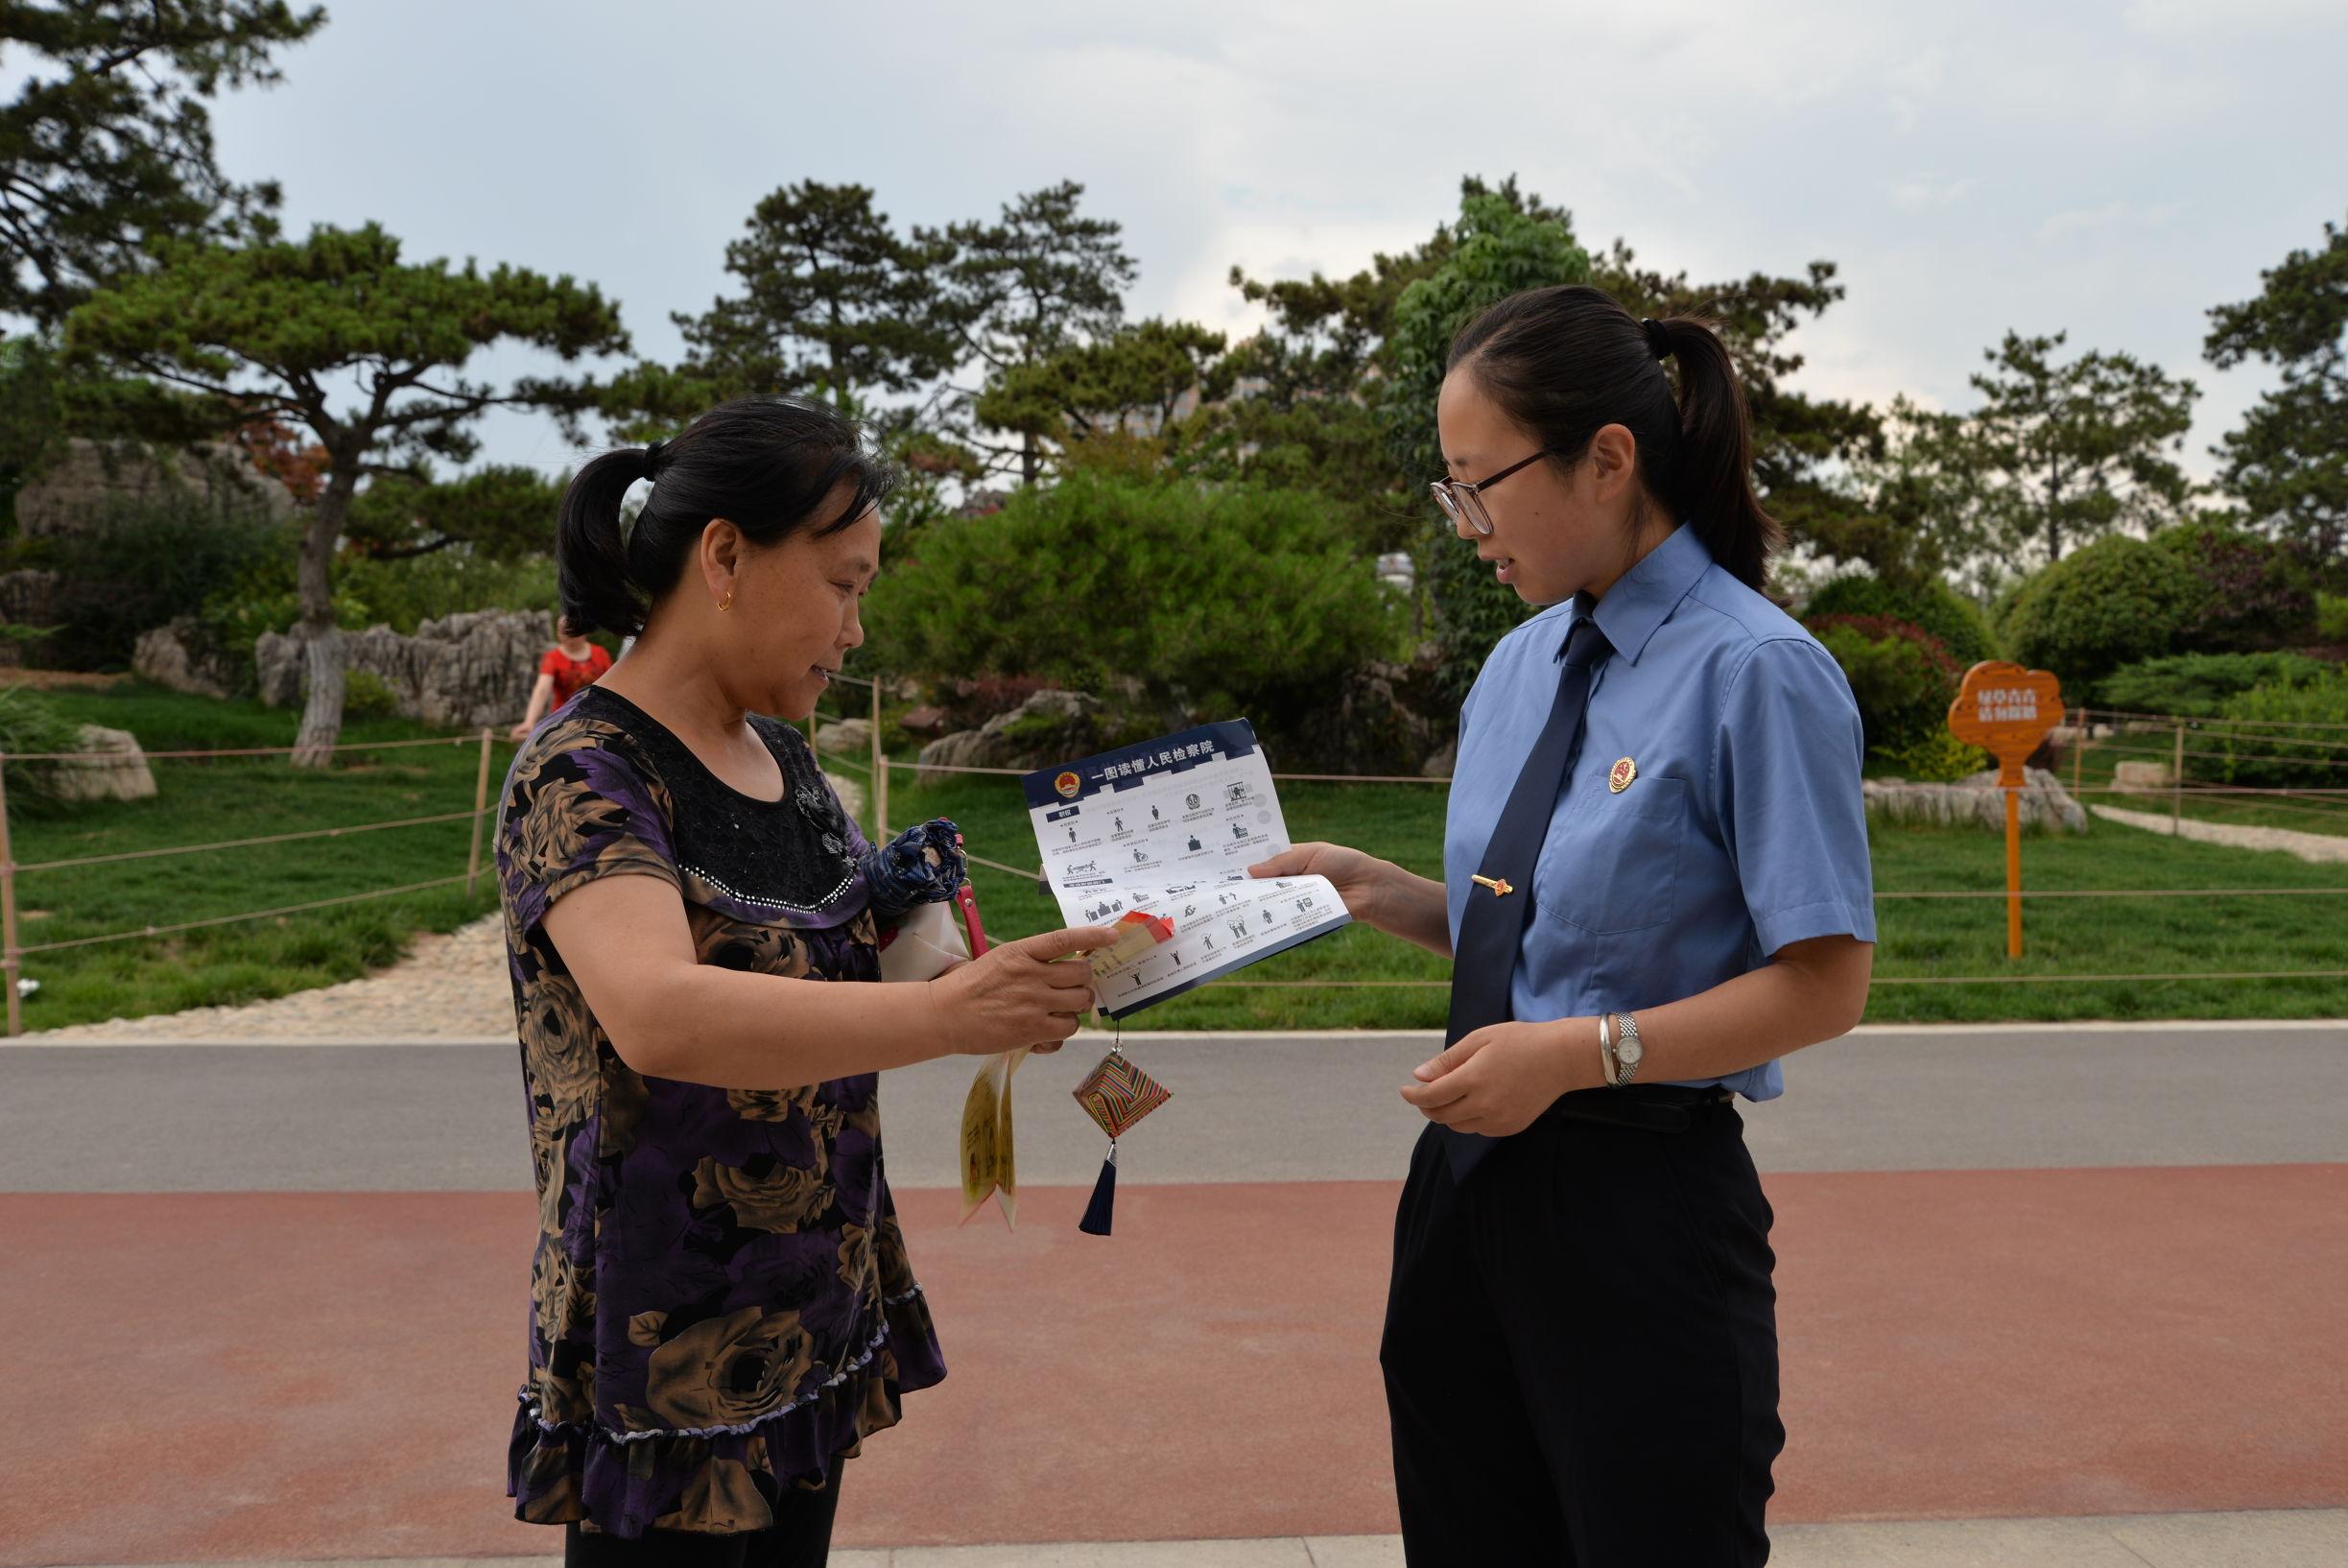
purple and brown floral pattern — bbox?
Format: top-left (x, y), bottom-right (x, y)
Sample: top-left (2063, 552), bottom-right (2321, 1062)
top-left (496, 690), bottom-right (946, 1538)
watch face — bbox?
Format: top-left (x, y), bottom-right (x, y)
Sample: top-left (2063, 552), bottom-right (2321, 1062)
top-left (1618, 1035), bottom-right (1643, 1064)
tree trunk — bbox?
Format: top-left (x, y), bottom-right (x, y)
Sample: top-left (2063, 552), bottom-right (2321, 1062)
top-left (290, 474), bottom-right (356, 769)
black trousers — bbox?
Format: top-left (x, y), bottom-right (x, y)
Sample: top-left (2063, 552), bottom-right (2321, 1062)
top-left (1382, 1100), bottom-right (1783, 1567)
top-left (562, 1474), bottom-right (842, 1567)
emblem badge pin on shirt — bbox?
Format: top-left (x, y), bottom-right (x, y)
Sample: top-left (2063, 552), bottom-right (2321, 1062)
top-left (1609, 757), bottom-right (1638, 794)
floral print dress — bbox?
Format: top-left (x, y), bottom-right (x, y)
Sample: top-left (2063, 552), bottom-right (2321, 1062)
top-left (496, 686), bottom-right (947, 1538)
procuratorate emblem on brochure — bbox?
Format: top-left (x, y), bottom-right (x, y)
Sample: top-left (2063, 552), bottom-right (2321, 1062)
top-left (1609, 757), bottom-right (1638, 794)
top-left (1023, 719), bottom-right (1352, 1019)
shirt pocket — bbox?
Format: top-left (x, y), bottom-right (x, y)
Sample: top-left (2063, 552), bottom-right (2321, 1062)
top-left (1532, 773), bottom-right (1688, 936)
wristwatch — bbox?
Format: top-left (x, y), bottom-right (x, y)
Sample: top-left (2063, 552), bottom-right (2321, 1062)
top-left (1607, 1011), bottom-right (1644, 1086)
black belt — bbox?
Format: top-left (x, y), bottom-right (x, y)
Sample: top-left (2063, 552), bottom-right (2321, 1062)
top-left (1540, 1082), bottom-right (1734, 1134)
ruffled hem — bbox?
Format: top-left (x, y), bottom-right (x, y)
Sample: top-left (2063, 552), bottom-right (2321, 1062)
top-left (506, 1296), bottom-right (946, 1538)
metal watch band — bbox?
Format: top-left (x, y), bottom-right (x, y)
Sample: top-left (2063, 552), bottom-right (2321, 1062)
top-left (1610, 1010), bottom-right (1643, 1085)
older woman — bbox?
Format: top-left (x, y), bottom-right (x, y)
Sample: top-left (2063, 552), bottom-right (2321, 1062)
top-left (498, 395), bottom-right (1106, 1566)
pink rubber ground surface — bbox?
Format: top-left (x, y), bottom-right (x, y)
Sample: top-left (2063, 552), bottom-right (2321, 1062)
top-left (4, 1166), bottom-right (2342, 1563)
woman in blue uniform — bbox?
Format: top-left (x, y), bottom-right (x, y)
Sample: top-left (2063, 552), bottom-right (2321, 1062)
top-left (1255, 284), bottom-right (1876, 1565)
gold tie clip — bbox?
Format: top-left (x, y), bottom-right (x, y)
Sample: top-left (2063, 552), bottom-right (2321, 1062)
top-left (1471, 874), bottom-right (1514, 898)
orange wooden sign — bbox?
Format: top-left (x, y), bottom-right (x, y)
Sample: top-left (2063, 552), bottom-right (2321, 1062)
top-left (1946, 661), bottom-right (2066, 959)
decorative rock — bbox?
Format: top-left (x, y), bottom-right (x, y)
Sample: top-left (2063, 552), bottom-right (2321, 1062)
top-left (0, 569), bottom-right (59, 625)
top-left (1862, 766), bottom-right (2087, 833)
top-left (916, 689), bottom-right (1107, 785)
top-left (2112, 760), bottom-right (2172, 793)
top-left (1283, 660), bottom-right (1442, 775)
top-left (14, 437), bottom-right (293, 539)
top-left (47, 725), bottom-right (157, 803)
top-left (132, 618), bottom-right (238, 699)
top-left (814, 717), bottom-right (872, 759)
top-left (1421, 739), bottom-right (1459, 779)
top-left (256, 609), bottom-right (557, 728)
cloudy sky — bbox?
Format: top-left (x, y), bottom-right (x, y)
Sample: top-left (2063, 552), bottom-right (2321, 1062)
top-left (208, 0), bottom-right (2348, 488)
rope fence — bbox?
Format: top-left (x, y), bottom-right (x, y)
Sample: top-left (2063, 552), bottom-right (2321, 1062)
top-left (16, 874), bottom-right (476, 957)
top-left (7, 693), bottom-right (2347, 1038)
top-left (810, 689), bottom-right (2348, 1003)
top-left (0, 725), bottom-right (509, 1035)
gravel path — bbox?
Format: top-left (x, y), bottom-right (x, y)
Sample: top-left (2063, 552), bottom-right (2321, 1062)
top-left (28, 914), bottom-right (515, 1042)
top-left (24, 771), bottom-right (873, 1045)
top-left (2090, 804), bottom-right (2348, 864)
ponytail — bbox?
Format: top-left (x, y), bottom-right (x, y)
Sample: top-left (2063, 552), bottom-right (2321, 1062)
top-left (1448, 285), bottom-right (1780, 589)
top-left (555, 446), bottom-right (659, 638)
top-left (1647, 315), bottom-right (1781, 590)
top-left (552, 397), bottom-right (899, 641)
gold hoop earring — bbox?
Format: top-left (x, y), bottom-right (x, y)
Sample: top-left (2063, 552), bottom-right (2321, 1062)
top-left (718, 588), bottom-right (735, 613)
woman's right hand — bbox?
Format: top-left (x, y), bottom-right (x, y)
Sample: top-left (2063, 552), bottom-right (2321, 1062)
top-left (930, 925), bottom-right (1116, 1055)
top-left (1249, 842), bottom-right (1392, 927)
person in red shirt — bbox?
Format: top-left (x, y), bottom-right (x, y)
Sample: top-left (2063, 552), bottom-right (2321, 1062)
top-left (510, 617), bottom-right (613, 739)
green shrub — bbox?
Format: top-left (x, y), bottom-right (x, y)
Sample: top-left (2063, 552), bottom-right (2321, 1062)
top-left (2201, 673), bottom-right (2348, 788)
top-left (1805, 574), bottom-right (1997, 667)
top-left (0, 683), bottom-right (86, 813)
top-left (338, 550), bottom-right (557, 634)
top-left (860, 471), bottom-right (1410, 734)
top-left (1998, 535), bottom-right (2201, 698)
top-left (1812, 621), bottom-right (1945, 759)
top-left (2319, 593), bottom-right (2348, 643)
top-left (1884, 728), bottom-right (1994, 783)
top-left (342, 669), bottom-right (400, 719)
top-left (27, 499), bottom-right (290, 670)
top-left (2098, 652), bottom-right (2333, 719)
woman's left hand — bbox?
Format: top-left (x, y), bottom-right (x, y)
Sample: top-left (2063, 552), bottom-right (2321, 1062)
top-left (1399, 1019), bottom-right (1591, 1138)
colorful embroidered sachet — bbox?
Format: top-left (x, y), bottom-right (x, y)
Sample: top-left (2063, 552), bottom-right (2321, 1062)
top-left (1071, 1043), bottom-right (1172, 1236)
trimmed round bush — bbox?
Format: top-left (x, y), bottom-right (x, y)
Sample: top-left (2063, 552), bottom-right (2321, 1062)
top-left (1998, 536), bottom-right (2202, 699)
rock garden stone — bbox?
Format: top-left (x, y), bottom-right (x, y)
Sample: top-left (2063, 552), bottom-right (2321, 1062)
top-left (47, 725), bottom-right (157, 803)
top-left (1862, 766), bottom-right (2086, 833)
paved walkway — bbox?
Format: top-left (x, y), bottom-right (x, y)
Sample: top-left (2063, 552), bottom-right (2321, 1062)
top-left (64, 1508), bottom-right (2348, 1563)
top-left (3, 1025), bottom-right (2343, 1566)
top-left (2091, 802), bottom-right (2348, 863)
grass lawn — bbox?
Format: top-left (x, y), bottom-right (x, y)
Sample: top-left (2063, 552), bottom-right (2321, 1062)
top-left (866, 766), bottom-right (2348, 1029)
top-left (10, 680), bottom-right (507, 1033)
top-left (10, 681), bottom-right (2344, 1034)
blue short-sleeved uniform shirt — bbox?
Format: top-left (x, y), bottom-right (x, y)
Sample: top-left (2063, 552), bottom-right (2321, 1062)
top-left (1443, 523), bottom-right (1877, 1101)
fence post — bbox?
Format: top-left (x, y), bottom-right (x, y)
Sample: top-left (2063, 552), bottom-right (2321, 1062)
top-left (0, 753), bottom-right (18, 1037)
top-left (466, 728), bottom-right (493, 900)
top-left (871, 678), bottom-right (889, 840)
top-left (2172, 722), bottom-right (2185, 836)
top-left (2073, 707), bottom-right (2086, 800)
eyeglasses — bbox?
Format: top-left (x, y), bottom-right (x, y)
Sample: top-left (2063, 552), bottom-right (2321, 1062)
top-left (1429, 447), bottom-right (1562, 536)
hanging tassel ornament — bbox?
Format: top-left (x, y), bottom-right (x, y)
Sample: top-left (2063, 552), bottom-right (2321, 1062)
top-left (1079, 1142), bottom-right (1119, 1235)
top-left (1071, 1026), bottom-right (1171, 1237)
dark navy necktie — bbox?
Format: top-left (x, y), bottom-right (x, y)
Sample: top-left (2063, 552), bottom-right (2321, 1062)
top-left (1439, 614), bottom-right (1614, 1179)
